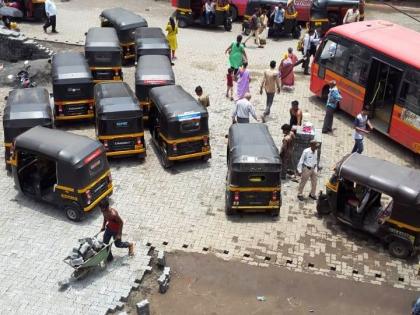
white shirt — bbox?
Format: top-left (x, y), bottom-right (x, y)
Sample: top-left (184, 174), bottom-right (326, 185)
top-left (45, 0), bottom-right (57, 16)
top-left (353, 113), bottom-right (368, 140)
top-left (303, 31), bottom-right (320, 54)
top-left (232, 98), bottom-right (257, 120)
top-left (343, 9), bottom-right (359, 23)
top-left (297, 147), bottom-right (318, 173)
top-left (205, 2), bottom-right (213, 13)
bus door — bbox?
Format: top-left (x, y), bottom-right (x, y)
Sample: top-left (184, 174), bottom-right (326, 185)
top-left (364, 59), bottom-right (403, 134)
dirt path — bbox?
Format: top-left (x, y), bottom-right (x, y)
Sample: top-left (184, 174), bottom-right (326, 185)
top-left (125, 252), bottom-right (418, 315)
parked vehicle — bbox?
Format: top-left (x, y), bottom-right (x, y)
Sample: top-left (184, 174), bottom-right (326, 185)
top-left (94, 82), bottom-right (146, 158)
top-left (3, 87), bottom-right (53, 171)
top-left (148, 85), bottom-right (211, 168)
top-left (135, 27), bottom-right (170, 61)
top-left (174, 0), bottom-right (232, 31)
top-left (135, 55), bottom-right (175, 122)
top-left (51, 52), bottom-right (94, 121)
top-left (11, 126), bottom-right (113, 221)
top-left (317, 153), bottom-right (420, 259)
top-left (3, 0), bottom-right (45, 21)
top-left (225, 123), bottom-right (281, 216)
top-left (7, 60), bottom-right (37, 89)
top-left (100, 7), bottom-right (148, 63)
top-left (84, 27), bottom-right (123, 83)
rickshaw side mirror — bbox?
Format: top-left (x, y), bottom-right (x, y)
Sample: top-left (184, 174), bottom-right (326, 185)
top-left (84, 32), bottom-right (87, 36)
top-left (224, 134), bottom-right (228, 139)
top-left (4, 96), bottom-right (8, 101)
top-left (47, 59), bottom-right (52, 64)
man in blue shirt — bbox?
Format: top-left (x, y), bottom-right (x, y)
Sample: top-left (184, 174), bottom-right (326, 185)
top-left (322, 80), bottom-right (342, 134)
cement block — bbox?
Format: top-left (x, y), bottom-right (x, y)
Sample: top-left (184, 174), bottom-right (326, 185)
top-left (136, 299), bottom-right (150, 315)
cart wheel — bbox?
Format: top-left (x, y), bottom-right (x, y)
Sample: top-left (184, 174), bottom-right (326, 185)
top-left (178, 18), bottom-right (188, 28)
top-left (388, 240), bottom-right (411, 259)
top-left (72, 268), bottom-right (89, 280)
top-left (224, 19), bottom-right (232, 32)
top-left (64, 204), bottom-right (84, 222)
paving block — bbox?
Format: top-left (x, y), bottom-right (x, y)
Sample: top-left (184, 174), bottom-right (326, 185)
top-left (136, 299), bottom-right (150, 315)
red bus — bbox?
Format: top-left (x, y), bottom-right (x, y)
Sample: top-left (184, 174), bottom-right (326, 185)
top-left (310, 20), bottom-right (420, 154)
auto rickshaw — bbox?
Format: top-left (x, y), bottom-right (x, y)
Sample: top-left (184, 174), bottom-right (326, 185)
top-left (135, 27), bottom-right (171, 61)
top-left (310, 0), bottom-right (360, 36)
top-left (175, 0), bottom-right (232, 31)
top-left (148, 85), bottom-right (211, 168)
top-left (11, 126), bottom-right (113, 222)
top-left (94, 82), bottom-right (146, 158)
top-left (242, 0), bottom-right (300, 39)
top-left (3, 88), bottom-right (53, 171)
top-left (225, 123), bottom-right (281, 216)
top-left (135, 55), bottom-right (175, 122)
top-left (317, 153), bottom-right (420, 259)
top-left (84, 27), bottom-right (123, 83)
top-left (3, 0), bottom-right (45, 21)
top-left (100, 7), bottom-right (148, 63)
top-left (51, 52), bottom-right (94, 122)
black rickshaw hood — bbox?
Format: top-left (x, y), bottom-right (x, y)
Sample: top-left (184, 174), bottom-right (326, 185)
top-left (135, 55), bottom-right (175, 85)
top-left (85, 27), bottom-right (121, 52)
top-left (52, 51), bottom-right (92, 84)
top-left (100, 7), bottom-right (148, 31)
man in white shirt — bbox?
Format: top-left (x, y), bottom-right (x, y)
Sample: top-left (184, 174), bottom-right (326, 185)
top-left (302, 29), bottom-right (319, 75)
top-left (297, 140), bottom-right (319, 201)
top-left (343, 5), bottom-right (360, 24)
top-left (43, 0), bottom-right (58, 33)
top-left (232, 93), bottom-right (259, 123)
top-left (351, 108), bottom-right (373, 154)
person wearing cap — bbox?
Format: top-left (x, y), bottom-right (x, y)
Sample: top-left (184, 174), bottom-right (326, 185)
top-left (322, 80), bottom-right (342, 134)
top-left (232, 93), bottom-right (259, 123)
top-left (297, 140), bottom-right (319, 201)
top-left (352, 107), bottom-right (373, 154)
top-left (99, 199), bottom-right (135, 261)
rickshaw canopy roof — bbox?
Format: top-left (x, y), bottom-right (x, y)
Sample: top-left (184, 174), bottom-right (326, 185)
top-left (149, 85), bottom-right (207, 121)
top-left (229, 123), bottom-right (280, 166)
top-left (100, 7), bottom-right (148, 30)
top-left (95, 82), bottom-right (141, 116)
top-left (52, 52), bottom-right (92, 84)
top-left (15, 126), bottom-right (103, 166)
top-left (338, 154), bottom-right (420, 206)
top-left (135, 55), bottom-right (175, 84)
top-left (85, 27), bottom-right (120, 52)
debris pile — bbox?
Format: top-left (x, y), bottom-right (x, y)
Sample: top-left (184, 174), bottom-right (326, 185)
top-left (66, 236), bottom-right (104, 267)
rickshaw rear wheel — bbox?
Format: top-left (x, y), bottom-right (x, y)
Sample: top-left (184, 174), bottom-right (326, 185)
top-left (225, 204), bottom-right (234, 216)
top-left (224, 19), bottom-right (232, 32)
top-left (292, 26), bottom-right (301, 39)
top-left (177, 18), bottom-right (188, 28)
top-left (64, 203), bottom-right (84, 222)
top-left (271, 208), bottom-right (280, 217)
top-left (388, 240), bottom-right (411, 259)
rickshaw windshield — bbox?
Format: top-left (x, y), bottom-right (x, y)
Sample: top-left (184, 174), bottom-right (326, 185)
top-left (98, 116), bottom-right (143, 135)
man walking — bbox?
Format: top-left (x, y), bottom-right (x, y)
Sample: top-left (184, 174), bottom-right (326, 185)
top-left (244, 9), bottom-right (263, 48)
top-left (280, 124), bottom-right (295, 180)
top-left (352, 107), bottom-right (373, 154)
top-left (232, 93), bottom-right (259, 123)
top-left (260, 60), bottom-right (280, 123)
top-left (99, 199), bottom-right (135, 262)
top-left (343, 5), bottom-right (360, 24)
top-left (302, 29), bottom-right (319, 75)
top-left (322, 80), bottom-right (342, 134)
top-left (297, 140), bottom-right (319, 201)
top-left (43, 0), bottom-right (58, 34)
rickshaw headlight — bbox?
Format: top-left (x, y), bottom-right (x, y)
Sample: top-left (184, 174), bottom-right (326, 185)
top-left (103, 140), bottom-right (109, 151)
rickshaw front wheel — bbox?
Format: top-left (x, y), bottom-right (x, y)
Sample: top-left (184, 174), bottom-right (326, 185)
top-left (292, 26), bottom-right (301, 39)
top-left (224, 19), bottom-right (232, 32)
top-left (64, 203), bottom-right (84, 222)
top-left (388, 240), bottom-right (411, 259)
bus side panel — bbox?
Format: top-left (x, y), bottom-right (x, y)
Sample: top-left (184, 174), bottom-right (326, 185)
top-left (389, 105), bottom-right (420, 154)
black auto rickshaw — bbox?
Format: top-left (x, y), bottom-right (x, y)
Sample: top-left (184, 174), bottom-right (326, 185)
top-left (84, 27), bottom-right (123, 83)
top-left (94, 82), bottom-right (145, 158)
top-left (148, 85), bottom-right (211, 168)
top-left (51, 52), bottom-right (94, 122)
top-left (310, 0), bottom-right (359, 36)
top-left (175, 0), bottom-right (232, 31)
top-left (11, 126), bottom-right (113, 221)
top-left (225, 123), bottom-right (281, 216)
top-left (317, 153), bottom-right (420, 259)
top-left (135, 55), bottom-right (175, 122)
top-left (134, 27), bottom-right (171, 61)
top-left (3, 88), bottom-right (53, 171)
top-left (242, 0), bottom-right (300, 39)
top-left (100, 7), bottom-right (148, 63)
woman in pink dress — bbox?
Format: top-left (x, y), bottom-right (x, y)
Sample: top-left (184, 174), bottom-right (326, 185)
top-left (279, 48), bottom-right (298, 90)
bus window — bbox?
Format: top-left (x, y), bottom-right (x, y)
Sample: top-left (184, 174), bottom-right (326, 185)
top-left (331, 43), bottom-right (351, 75)
top-left (319, 40), bottom-right (338, 68)
top-left (319, 39), bottom-right (350, 75)
top-left (345, 56), bottom-right (369, 85)
top-left (399, 70), bottom-right (420, 115)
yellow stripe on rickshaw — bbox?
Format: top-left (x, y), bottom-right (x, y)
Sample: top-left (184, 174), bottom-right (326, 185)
top-left (4, 142), bottom-right (12, 148)
top-left (54, 99), bottom-right (94, 106)
top-left (167, 150), bottom-right (210, 161)
top-left (385, 219), bottom-right (420, 233)
top-left (55, 185), bottom-right (75, 192)
top-left (232, 205), bottom-right (279, 209)
top-left (159, 132), bottom-right (208, 145)
top-left (55, 114), bottom-right (94, 120)
top-left (78, 170), bottom-right (111, 193)
top-left (177, 8), bottom-right (192, 13)
top-left (228, 186), bottom-right (280, 192)
top-left (106, 148), bottom-right (145, 157)
top-left (83, 185), bottom-right (113, 212)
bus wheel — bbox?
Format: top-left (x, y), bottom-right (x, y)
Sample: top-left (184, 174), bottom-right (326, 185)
top-left (177, 18), bottom-right (188, 28)
top-left (64, 204), bottom-right (84, 222)
top-left (388, 240), bottom-right (411, 259)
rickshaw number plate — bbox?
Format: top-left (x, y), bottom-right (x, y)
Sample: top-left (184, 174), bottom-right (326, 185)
top-left (176, 112), bottom-right (201, 121)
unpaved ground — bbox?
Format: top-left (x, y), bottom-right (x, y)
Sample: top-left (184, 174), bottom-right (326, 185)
top-left (124, 252), bottom-right (418, 315)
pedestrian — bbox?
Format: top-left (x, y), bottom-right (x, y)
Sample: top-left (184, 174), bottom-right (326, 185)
top-left (232, 93), bottom-right (259, 123)
top-left (225, 35), bottom-right (247, 75)
top-left (352, 107), bottom-right (373, 154)
top-left (280, 124), bottom-right (295, 180)
top-left (244, 8), bottom-right (263, 48)
top-left (300, 28), bottom-right (320, 75)
top-left (226, 67), bottom-right (234, 100)
top-left (260, 60), bottom-right (280, 123)
top-left (271, 4), bottom-right (285, 31)
top-left (297, 140), bottom-right (319, 201)
top-left (412, 297), bottom-right (420, 315)
top-left (204, 0), bottom-right (215, 25)
top-left (258, 8), bottom-right (268, 42)
top-left (322, 80), bottom-right (342, 134)
top-left (99, 199), bottom-right (135, 262)
top-left (236, 62), bottom-right (250, 99)
top-left (43, 0), bottom-right (58, 34)
top-left (289, 100), bottom-right (302, 126)
top-left (359, 0), bottom-right (366, 21)
top-left (195, 85), bottom-right (210, 108)
top-left (165, 17), bottom-right (178, 62)
top-left (343, 5), bottom-right (360, 24)
top-left (279, 49), bottom-right (297, 90)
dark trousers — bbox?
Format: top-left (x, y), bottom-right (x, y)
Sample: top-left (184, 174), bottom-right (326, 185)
top-left (44, 15), bottom-right (56, 32)
top-left (322, 107), bottom-right (335, 133)
top-left (236, 117), bottom-right (250, 123)
top-left (263, 92), bottom-right (275, 116)
top-left (352, 139), bottom-right (364, 154)
top-left (103, 228), bottom-right (130, 260)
